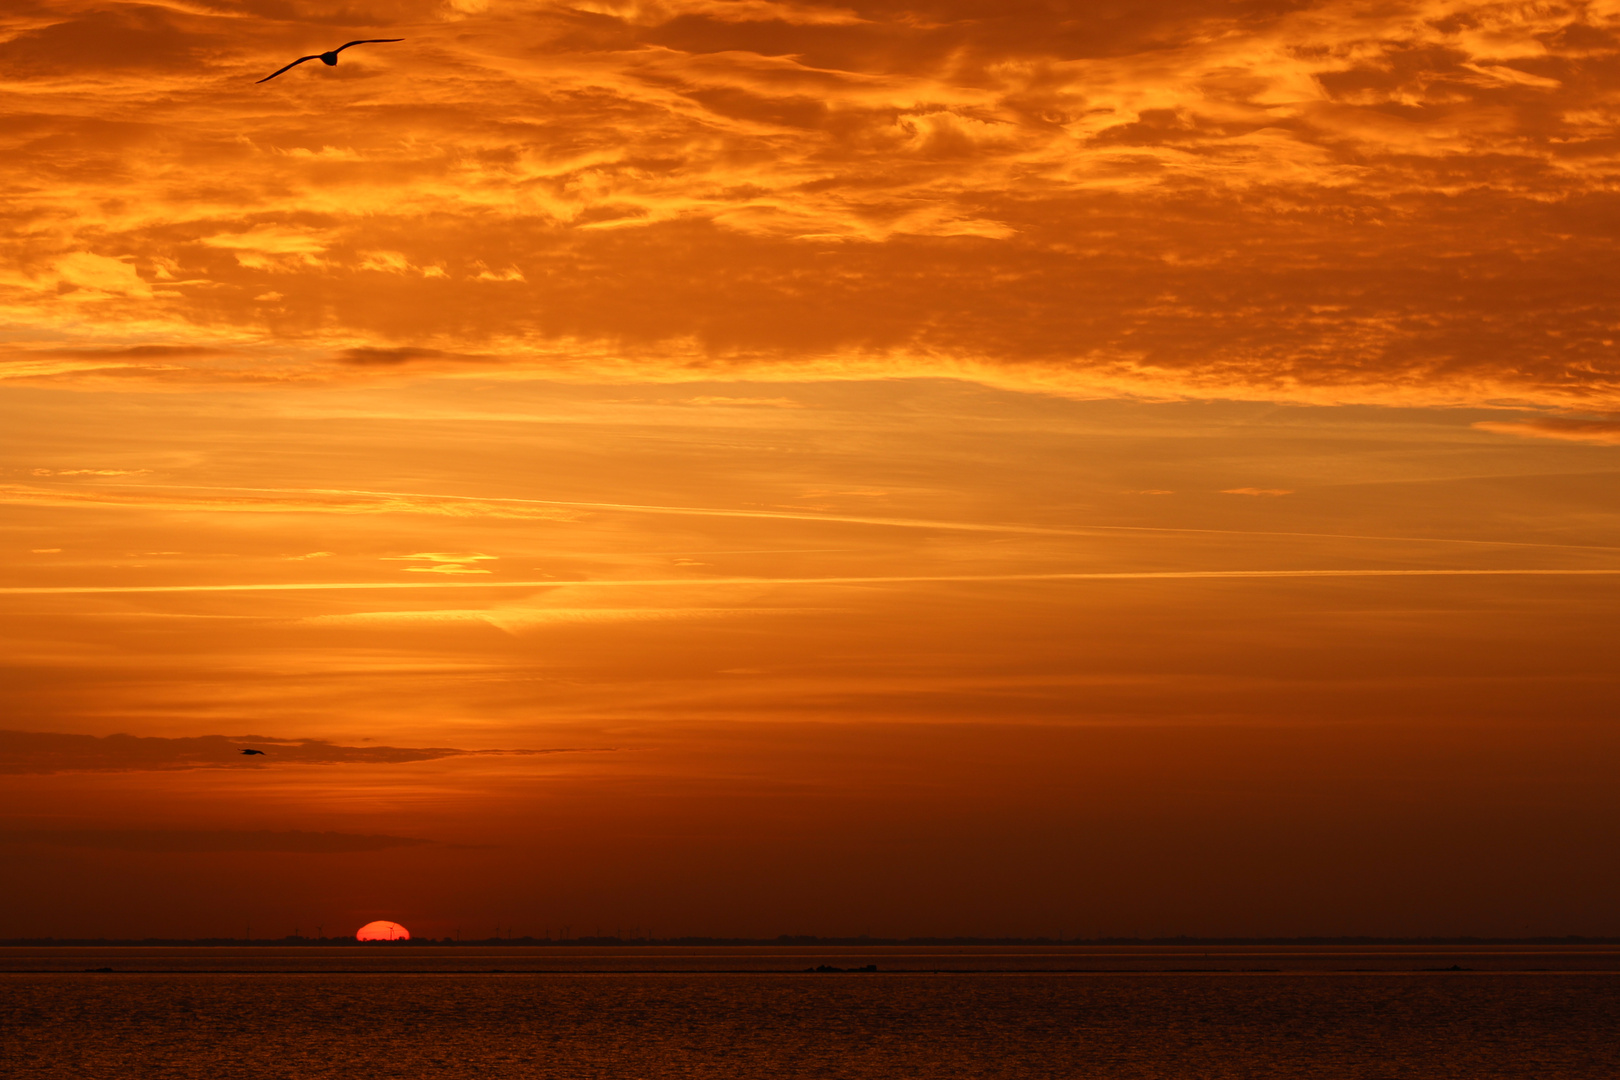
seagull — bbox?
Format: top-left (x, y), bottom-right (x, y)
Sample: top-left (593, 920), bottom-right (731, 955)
top-left (256, 39), bottom-right (404, 84)
top-left (239, 748), bottom-right (267, 756)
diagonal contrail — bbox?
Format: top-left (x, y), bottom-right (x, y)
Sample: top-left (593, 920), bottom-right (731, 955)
top-left (3, 568), bottom-right (1619, 595)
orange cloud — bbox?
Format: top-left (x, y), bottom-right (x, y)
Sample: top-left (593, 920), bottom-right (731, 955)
top-left (385, 551), bottom-right (500, 573)
top-left (0, 0), bottom-right (1617, 407)
top-left (1475, 417), bottom-right (1620, 445)
top-left (0, 483), bottom-right (581, 520)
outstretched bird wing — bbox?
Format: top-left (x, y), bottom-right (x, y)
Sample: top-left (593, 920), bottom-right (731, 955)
top-left (333, 39), bottom-right (405, 54)
top-left (256, 55), bottom-right (322, 83)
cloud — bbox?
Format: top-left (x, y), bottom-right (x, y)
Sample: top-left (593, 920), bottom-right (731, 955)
top-left (678, 396), bottom-right (806, 407)
top-left (0, 483), bottom-right (581, 521)
top-left (301, 603), bottom-right (813, 634)
top-left (1474, 417), bottom-right (1620, 445)
top-left (0, 346), bottom-right (216, 382)
top-left (334, 347), bottom-right (493, 366)
top-left (0, 481), bottom-right (1078, 533)
top-left (2, 0), bottom-right (1620, 406)
top-left (1221, 488), bottom-right (1294, 496)
top-left (0, 6), bottom-right (205, 78)
top-left (385, 551), bottom-right (499, 574)
top-left (0, 829), bottom-right (430, 853)
top-left (0, 730), bottom-right (599, 775)
top-left (6, 568), bottom-right (1620, 598)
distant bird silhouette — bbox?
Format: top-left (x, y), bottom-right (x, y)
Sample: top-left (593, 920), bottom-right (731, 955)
top-left (239, 748), bottom-right (267, 756)
top-left (256, 39), bottom-right (404, 84)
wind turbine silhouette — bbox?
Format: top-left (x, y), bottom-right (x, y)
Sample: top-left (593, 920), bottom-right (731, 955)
top-left (257, 39), bottom-right (404, 84)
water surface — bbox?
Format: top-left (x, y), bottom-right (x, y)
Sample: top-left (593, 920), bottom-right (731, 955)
top-left (5, 949), bottom-right (1618, 1079)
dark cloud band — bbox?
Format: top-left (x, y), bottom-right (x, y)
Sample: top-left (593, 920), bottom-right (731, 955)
top-left (0, 730), bottom-right (593, 774)
top-left (0, 828), bottom-right (430, 853)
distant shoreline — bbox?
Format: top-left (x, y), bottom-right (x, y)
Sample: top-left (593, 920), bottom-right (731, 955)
top-left (6, 936), bottom-right (1620, 948)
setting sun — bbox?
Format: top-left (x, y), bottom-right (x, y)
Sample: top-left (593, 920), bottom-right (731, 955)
top-left (355, 921), bottom-right (410, 942)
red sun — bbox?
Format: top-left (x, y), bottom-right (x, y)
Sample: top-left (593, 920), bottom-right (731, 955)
top-left (356, 920), bottom-right (410, 941)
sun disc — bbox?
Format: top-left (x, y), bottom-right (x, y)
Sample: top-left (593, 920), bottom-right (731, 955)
top-left (356, 920), bottom-right (410, 941)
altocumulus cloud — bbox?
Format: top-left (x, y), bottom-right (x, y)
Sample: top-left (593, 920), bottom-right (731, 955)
top-left (4, 0), bottom-right (1620, 407)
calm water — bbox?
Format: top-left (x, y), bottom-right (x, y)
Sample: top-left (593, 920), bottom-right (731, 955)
top-left (4, 950), bottom-right (1619, 1078)
top-left (6, 943), bottom-right (1620, 972)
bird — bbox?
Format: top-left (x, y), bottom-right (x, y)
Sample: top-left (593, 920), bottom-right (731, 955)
top-left (256, 39), bottom-right (404, 84)
top-left (239, 748), bottom-right (267, 756)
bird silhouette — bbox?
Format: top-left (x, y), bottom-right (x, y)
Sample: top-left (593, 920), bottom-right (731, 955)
top-left (256, 39), bottom-right (404, 84)
top-left (239, 748), bottom-right (267, 756)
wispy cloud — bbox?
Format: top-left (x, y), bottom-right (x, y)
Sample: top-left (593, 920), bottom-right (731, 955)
top-left (0, 484), bottom-right (579, 521)
top-left (0, 829), bottom-right (431, 854)
top-left (677, 396), bottom-right (807, 408)
top-left (1475, 418), bottom-right (1620, 446)
top-left (4, 568), bottom-right (1619, 597)
top-left (384, 552), bottom-right (499, 574)
top-left (4, 482), bottom-right (1603, 551)
top-left (302, 605), bottom-right (801, 634)
top-left (0, 730), bottom-right (606, 774)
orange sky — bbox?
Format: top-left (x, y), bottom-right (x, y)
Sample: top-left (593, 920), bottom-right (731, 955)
top-left (2, 0), bottom-right (1619, 939)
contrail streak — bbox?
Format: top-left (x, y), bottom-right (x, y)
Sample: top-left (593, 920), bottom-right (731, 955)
top-left (4, 569), bottom-right (1619, 595)
top-left (34, 482), bottom-right (1620, 551)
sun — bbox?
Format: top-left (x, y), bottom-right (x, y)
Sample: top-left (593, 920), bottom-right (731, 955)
top-left (356, 920), bottom-right (410, 941)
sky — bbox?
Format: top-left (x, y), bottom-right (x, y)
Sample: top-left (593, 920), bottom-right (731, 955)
top-left (2, 0), bottom-right (1619, 940)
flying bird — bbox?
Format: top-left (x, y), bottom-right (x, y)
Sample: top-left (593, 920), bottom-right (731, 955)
top-left (256, 39), bottom-right (404, 84)
top-left (239, 748), bottom-right (267, 756)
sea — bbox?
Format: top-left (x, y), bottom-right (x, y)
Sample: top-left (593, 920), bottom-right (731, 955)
top-left (3, 945), bottom-right (1618, 1078)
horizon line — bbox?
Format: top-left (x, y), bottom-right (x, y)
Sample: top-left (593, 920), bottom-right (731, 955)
top-left (9, 934), bottom-right (1620, 946)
